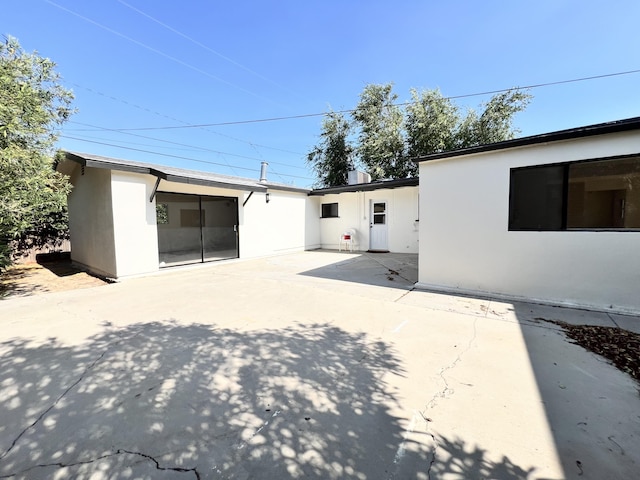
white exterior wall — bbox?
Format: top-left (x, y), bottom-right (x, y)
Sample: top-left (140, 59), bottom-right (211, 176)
top-left (155, 180), bottom-right (319, 259)
top-left (317, 187), bottom-right (419, 253)
top-left (418, 131), bottom-right (640, 314)
top-left (111, 172), bottom-right (160, 278)
top-left (67, 167), bottom-right (117, 278)
top-left (68, 170), bottom-right (319, 279)
top-left (241, 190), bottom-right (321, 258)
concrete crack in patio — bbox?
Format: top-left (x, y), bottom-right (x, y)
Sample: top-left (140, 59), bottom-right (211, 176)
top-left (0, 349), bottom-right (108, 460)
top-left (116, 449), bottom-right (201, 479)
top-left (0, 449), bottom-right (201, 479)
top-left (420, 318), bottom-right (478, 479)
top-left (425, 317), bottom-right (478, 410)
top-left (425, 429), bottom-right (437, 480)
top-left (0, 341), bottom-right (116, 461)
top-left (0, 452), bottom-right (116, 479)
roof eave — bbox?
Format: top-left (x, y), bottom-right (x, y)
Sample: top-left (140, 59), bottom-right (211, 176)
top-left (414, 116), bottom-right (640, 163)
top-left (309, 177), bottom-right (419, 196)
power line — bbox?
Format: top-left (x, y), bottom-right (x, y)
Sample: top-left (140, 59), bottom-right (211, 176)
top-left (68, 82), bottom-right (305, 157)
top-left (66, 120), bottom-right (308, 170)
top-left (94, 68), bottom-right (640, 131)
top-left (60, 135), bottom-right (315, 181)
top-left (43, 0), bottom-right (283, 106)
top-left (116, 0), bottom-right (297, 96)
top-left (64, 132), bottom-right (207, 153)
top-left (68, 120), bottom-right (243, 176)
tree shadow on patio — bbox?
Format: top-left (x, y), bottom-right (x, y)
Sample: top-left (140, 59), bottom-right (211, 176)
top-left (0, 321), bottom-right (425, 479)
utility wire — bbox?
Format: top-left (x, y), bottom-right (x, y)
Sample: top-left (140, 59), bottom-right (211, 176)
top-left (68, 82), bottom-right (306, 158)
top-left (60, 135), bottom-right (314, 181)
top-left (66, 120), bottom-right (307, 170)
top-left (68, 121), bottom-right (242, 176)
top-left (94, 68), bottom-right (640, 131)
top-left (44, 0), bottom-right (283, 106)
top-left (116, 0), bottom-right (298, 96)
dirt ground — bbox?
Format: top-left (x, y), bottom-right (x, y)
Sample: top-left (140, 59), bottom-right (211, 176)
top-left (0, 260), bottom-right (108, 298)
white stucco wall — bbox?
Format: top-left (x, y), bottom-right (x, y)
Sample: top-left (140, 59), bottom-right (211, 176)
top-left (110, 172), bottom-right (160, 278)
top-left (240, 189), bottom-right (321, 258)
top-left (417, 131), bottom-right (640, 314)
top-left (67, 167), bottom-right (117, 278)
top-left (155, 180), bottom-right (319, 259)
top-left (317, 186), bottom-right (419, 253)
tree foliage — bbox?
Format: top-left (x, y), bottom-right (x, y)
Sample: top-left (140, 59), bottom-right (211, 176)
top-left (352, 83), bottom-right (408, 180)
top-left (306, 111), bottom-right (354, 187)
top-left (307, 83), bottom-right (531, 186)
top-left (0, 36), bottom-right (74, 270)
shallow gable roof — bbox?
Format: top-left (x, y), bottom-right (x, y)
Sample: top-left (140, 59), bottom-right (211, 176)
top-left (61, 152), bottom-right (310, 194)
top-left (308, 177), bottom-right (418, 196)
top-left (415, 116), bottom-right (640, 163)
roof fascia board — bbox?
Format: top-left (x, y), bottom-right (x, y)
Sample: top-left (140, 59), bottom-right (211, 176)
top-left (162, 174), bottom-right (266, 192)
top-left (65, 153), bottom-right (265, 192)
top-left (264, 184), bottom-right (311, 194)
top-left (309, 178), bottom-right (418, 196)
top-left (414, 116), bottom-right (640, 163)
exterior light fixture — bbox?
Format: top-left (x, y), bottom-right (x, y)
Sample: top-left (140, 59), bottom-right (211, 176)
top-left (265, 193), bottom-right (270, 203)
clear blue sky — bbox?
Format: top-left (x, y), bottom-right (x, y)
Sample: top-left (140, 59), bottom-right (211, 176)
top-left (4, 0), bottom-right (640, 187)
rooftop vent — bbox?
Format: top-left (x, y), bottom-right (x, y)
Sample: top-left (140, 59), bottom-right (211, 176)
top-left (259, 162), bottom-right (268, 183)
top-left (348, 170), bottom-right (371, 185)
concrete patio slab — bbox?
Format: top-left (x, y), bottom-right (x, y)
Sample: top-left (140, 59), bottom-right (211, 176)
top-left (0, 250), bottom-right (638, 479)
top-left (610, 313), bottom-right (640, 334)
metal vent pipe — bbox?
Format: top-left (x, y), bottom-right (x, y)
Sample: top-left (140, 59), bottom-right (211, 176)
top-left (259, 162), bottom-right (268, 183)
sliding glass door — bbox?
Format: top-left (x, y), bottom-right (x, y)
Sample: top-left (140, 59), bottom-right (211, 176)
top-left (156, 192), bottom-right (238, 267)
top-left (202, 196), bottom-right (238, 261)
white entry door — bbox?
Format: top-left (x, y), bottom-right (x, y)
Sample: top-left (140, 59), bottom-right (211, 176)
top-left (370, 201), bottom-right (389, 251)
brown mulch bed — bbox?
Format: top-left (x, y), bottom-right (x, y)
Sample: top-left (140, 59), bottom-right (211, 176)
top-left (544, 320), bottom-right (640, 383)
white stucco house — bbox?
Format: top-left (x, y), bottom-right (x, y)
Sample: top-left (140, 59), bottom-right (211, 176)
top-left (310, 177), bottom-right (419, 253)
top-left (415, 116), bottom-right (640, 315)
top-left (56, 116), bottom-right (640, 315)
top-left (56, 153), bottom-right (321, 279)
top-left (55, 152), bottom-right (419, 280)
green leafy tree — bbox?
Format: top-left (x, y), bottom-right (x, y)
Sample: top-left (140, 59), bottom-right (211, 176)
top-left (405, 88), bottom-right (459, 158)
top-left (308, 85), bottom-right (531, 185)
top-left (0, 36), bottom-right (74, 270)
top-left (455, 89), bottom-right (532, 147)
top-left (407, 88), bottom-right (532, 157)
top-left (306, 111), bottom-right (354, 187)
top-left (352, 83), bottom-right (408, 180)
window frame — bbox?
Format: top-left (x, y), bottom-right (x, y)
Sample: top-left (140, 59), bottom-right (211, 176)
top-left (321, 202), bottom-right (339, 218)
top-left (508, 153), bottom-right (640, 232)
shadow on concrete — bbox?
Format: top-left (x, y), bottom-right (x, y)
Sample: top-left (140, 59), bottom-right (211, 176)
top-left (298, 252), bottom-right (418, 289)
top-left (428, 435), bottom-right (537, 479)
top-left (0, 322), bottom-right (408, 478)
top-left (0, 321), bottom-right (540, 479)
top-left (512, 303), bottom-right (640, 479)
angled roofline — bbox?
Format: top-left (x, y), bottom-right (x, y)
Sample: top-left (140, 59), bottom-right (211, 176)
top-left (308, 177), bottom-right (418, 196)
top-left (61, 152), bottom-right (311, 194)
top-left (414, 116), bottom-right (640, 163)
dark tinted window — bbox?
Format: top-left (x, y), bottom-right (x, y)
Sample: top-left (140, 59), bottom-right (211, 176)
top-left (509, 165), bottom-right (565, 230)
top-left (509, 156), bottom-right (640, 231)
top-left (321, 203), bottom-right (339, 218)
